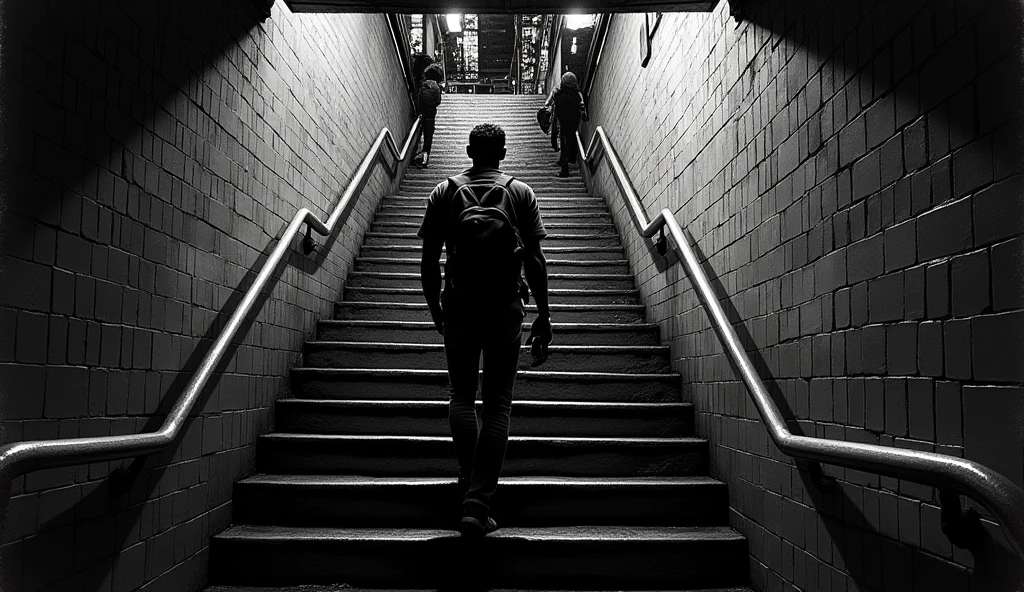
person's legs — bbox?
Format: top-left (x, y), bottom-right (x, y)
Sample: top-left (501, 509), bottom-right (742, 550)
top-left (421, 118), bottom-right (436, 166)
top-left (462, 316), bottom-right (523, 524)
top-left (557, 127), bottom-right (570, 177)
top-left (443, 317), bottom-right (482, 485)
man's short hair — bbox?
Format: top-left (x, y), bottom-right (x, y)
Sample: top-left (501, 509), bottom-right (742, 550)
top-left (469, 124), bottom-right (505, 160)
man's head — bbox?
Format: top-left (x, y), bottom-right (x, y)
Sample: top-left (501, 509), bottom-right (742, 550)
top-left (560, 71), bottom-right (578, 90)
top-left (423, 64), bottom-right (444, 82)
top-left (466, 123), bottom-right (506, 165)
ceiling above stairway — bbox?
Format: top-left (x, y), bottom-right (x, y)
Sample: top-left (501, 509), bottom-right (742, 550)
top-left (284, 0), bottom-right (715, 12)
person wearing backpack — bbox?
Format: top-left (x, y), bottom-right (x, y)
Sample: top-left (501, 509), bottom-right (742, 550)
top-left (418, 123), bottom-right (552, 537)
top-left (543, 71), bottom-right (588, 178)
top-left (414, 64), bottom-right (444, 168)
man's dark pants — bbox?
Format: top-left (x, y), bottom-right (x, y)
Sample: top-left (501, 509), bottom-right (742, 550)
top-left (558, 117), bottom-right (580, 166)
top-left (442, 297), bottom-right (524, 518)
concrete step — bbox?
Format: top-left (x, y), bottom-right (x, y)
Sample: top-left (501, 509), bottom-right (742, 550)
top-left (400, 168), bottom-right (587, 180)
top-left (370, 221), bottom-right (612, 236)
top-left (315, 320), bottom-right (660, 345)
top-left (377, 202), bottom-right (609, 214)
top-left (303, 342), bottom-right (670, 374)
top-left (354, 257), bottom-right (627, 275)
top-left (333, 302), bottom-right (645, 323)
top-left (347, 270), bottom-right (634, 290)
top-left (357, 244), bottom-right (624, 261)
top-left (398, 178), bottom-right (586, 190)
top-left (232, 475), bottom-right (723, 528)
top-left (257, 434), bottom-right (707, 477)
top-left (373, 211), bottom-right (613, 224)
top-left (291, 369), bottom-right (682, 403)
top-left (342, 286), bottom-right (639, 305)
top-left (362, 232), bottom-right (622, 248)
top-left (209, 525), bottom-right (747, 588)
top-left (276, 400), bottom-right (692, 438)
top-left (207, 581), bottom-right (753, 585)
top-left (385, 188), bottom-right (598, 200)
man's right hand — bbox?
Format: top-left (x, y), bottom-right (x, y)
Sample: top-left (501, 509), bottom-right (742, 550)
top-left (526, 315), bottom-right (552, 366)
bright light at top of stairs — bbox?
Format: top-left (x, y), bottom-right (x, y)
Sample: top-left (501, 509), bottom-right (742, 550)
top-left (564, 14), bottom-right (596, 30)
top-left (445, 14), bottom-right (462, 33)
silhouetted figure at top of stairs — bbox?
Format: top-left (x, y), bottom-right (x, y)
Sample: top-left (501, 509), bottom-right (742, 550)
top-left (206, 94), bottom-right (751, 591)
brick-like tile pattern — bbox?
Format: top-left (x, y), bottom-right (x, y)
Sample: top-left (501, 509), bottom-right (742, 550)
top-left (0, 1), bottom-right (414, 590)
top-left (584, 1), bottom-right (1022, 590)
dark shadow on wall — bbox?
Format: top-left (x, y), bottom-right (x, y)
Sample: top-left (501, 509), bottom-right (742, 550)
top-left (0, 0), bottom-right (268, 254)
top-left (736, 0), bottom-right (1023, 179)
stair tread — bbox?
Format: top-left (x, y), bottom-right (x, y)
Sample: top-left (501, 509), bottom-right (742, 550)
top-left (216, 524), bottom-right (742, 542)
top-left (278, 399), bottom-right (689, 409)
top-left (239, 474), bottom-right (719, 487)
top-left (306, 341), bottom-right (667, 352)
top-left (291, 368), bottom-right (680, 379)
top-left (348, 271), bottom-right (632, 279)
top-left (262, 434), bottom-right (704, 444)
top-left (336, 301), bottom-right (643, 310)
top-left (344, 286), bottom-right (636, 295)
top-left (207, 588), bottom-right (754, 592)
top-left (318, 320), bottom-right (655, 329)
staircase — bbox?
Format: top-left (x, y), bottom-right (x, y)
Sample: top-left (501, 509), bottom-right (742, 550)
top-left (207, 94), bottom-right (751, 591)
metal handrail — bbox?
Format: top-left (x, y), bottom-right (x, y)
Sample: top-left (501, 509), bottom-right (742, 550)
top-left (0, 117), bottom-right (422, 518)
top-left (576, 125), bottom-right (1024, 561)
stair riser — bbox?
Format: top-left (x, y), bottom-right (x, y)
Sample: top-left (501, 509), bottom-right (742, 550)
top-left (304, 346), bottom-right (670, 374)
top-left (377, 205), bottom-right (609, 215)
top-left (276, 405), bottom-right (692, 438)
top-left (291, 373), bottom-right (681, 402)
top-left (341, 289), bottom-right (638, 305)
top-left (354, 259), bottom-right (627, 275)
top-left (391, 189), bottom-right (593, 198)
top-left (372, 213), bottom-right (613, 224)
top-left (371, 224), bottom-right (613, 237)
top-left (257, 440), bottom-right (708, 477)
top-left (358, 246), bottom-right (623, 262)
top-left (333, 305), bottom-right (644, 323)
top-left (232, 482), bottom-right (724, 528)
top-left (209, 535), bottom-right (747, 588)
top-left (398, 179), bottom-right (585, 189)
top-left (316, 324), bottom-right (660, 345)
top-left (347, 273), bottom-right (634, 290)
top-left (362, 234), bottom-right (622, 248)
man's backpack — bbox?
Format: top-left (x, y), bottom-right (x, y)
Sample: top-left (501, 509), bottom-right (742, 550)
top-left (445, 174), bottom-right (527, 305)
top-left (418, 80), bottom-right (442, 111)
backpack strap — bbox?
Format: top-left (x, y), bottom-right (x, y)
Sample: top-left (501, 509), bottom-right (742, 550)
top-left (447, 174), bottom-right (478, 206)
top-left (494, 173), bottom-right (515, 189)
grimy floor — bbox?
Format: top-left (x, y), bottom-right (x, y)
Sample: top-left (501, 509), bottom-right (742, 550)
top-left (205, 94), bottom-right (751, 590)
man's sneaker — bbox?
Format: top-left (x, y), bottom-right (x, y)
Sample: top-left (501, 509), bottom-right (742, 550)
top-left (459, 514), bottom-right (498, 537)
top-left (420, 151), bottom-right (430, 168)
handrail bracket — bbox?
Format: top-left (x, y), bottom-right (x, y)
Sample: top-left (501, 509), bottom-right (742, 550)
top-left (940, 489), bottom-right (985, 550)
top-left (302, 224), bottom-right (317, 255)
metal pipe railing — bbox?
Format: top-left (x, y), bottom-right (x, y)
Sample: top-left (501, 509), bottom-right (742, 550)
top-left (0, 117), bottom-right (422, 523)
top-left (576, 125), bottom-right (1024, 561)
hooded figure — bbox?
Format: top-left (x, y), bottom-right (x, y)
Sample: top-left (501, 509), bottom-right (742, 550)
top-left (414, 64), bottom-right (445, 167)
top-left (544, 71), bottom-right (588, 177)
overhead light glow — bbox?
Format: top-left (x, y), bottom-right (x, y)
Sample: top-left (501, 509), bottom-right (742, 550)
top-left (446, 14), bottom-right (463, 33)
top-left (564, 14), bottom-right (595, 30)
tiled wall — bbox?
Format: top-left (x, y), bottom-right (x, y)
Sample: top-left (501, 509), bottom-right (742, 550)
top-left (583, 1), bottom-right (1022, 590)
top-left (0, 1), bottom-right (414, 589)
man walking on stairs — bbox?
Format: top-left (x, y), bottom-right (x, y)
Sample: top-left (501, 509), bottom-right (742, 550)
top-left (418, 123), bottom-right (553, 537)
